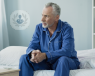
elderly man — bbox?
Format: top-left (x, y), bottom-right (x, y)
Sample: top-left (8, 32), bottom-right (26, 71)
top-left (19, 2), bottom-right (80, 76)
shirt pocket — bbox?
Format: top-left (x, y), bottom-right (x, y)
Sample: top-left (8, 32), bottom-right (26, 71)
top-left (54, 39), bottom-right (62, 50)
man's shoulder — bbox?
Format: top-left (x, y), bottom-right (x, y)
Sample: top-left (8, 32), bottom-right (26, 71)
top-left (61, 21), bottom-right (73, 31)
top-left (35, 23), bottom-right (43, 31)
top-left (36, 23), bottom-right (43, 28)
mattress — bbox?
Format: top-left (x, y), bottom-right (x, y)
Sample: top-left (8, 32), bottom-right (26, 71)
top-left (0, 66), bottom-right (95, 76)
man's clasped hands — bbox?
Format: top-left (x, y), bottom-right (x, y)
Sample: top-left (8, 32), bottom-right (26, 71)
top-left (30, 50), bottom-right (47, 63)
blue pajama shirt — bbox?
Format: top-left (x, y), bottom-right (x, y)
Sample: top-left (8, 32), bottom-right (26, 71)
top-left (19, 19), bottom-right (80, 76)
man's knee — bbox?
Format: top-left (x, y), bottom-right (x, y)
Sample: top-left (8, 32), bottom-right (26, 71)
top-left (19, 54), bottom-right (28, 62)
top-left (58, 56), bottom-right (69, 65)
top-left (58, 56), bottom-right (77, 69)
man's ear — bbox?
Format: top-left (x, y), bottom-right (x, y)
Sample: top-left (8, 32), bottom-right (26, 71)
top-left (55, 15), bottom-right (59, 21)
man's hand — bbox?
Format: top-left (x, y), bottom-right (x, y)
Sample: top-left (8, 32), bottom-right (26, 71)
top-left (30, 50), bottom-right (41, 63)
top-left (30, 50), bottom-right (47, 63)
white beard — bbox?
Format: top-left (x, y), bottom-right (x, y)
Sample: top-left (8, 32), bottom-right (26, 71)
top-left (42, 22), bottom-right (54, 28)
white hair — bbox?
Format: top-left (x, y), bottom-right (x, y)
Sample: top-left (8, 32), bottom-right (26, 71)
top-left (45, 2), bottom-right (61, 16)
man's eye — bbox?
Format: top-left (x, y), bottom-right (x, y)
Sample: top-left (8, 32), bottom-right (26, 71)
top-left (45, 15), bottom-right (48, 17)
top-left (42, 14), bottom-right (49, 18)
top-left (44, 15), bottom-right (49, 17)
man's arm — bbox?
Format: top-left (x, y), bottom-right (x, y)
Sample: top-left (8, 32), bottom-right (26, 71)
top-left (26, 24), bottom-right (47, 63)
top-left (26, 25), bottom-right (41, 55)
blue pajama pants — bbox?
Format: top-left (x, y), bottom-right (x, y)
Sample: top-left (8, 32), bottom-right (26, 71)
top-left (19, 54), bottom-right (79, 76)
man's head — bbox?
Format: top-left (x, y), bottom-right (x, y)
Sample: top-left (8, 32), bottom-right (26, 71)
top-left (41, 2), bottom-right (61, 28)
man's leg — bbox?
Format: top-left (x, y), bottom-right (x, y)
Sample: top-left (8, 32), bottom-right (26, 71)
top-left (19, 54), bottom-right (51, 76)
top-left (19, 54), bottom-right (34, 76)
top-left (52, 56), bottom-right (78, 76)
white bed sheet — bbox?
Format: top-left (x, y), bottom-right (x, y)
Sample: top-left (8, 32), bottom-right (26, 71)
top-left (34, 69), bottom-right (95, 76)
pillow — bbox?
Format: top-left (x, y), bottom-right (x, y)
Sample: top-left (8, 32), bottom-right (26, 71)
top-left (79, 59), bottom-right (93, 69)
top-left (90, 59), bottom-right (95, 69)
top-left (0, 46), bottom-right (27, 67)
top-left (77, 49), bottom-right (95, 69)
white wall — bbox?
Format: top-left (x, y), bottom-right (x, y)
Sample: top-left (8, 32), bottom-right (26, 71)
top-left (4, 0), bottom-right (92, 50)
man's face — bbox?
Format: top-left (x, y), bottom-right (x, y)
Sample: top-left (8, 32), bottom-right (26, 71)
top-left (41, 7), bottom-right (56, 28)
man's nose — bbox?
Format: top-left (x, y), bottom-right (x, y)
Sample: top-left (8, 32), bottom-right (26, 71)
top-left (41, 16), bottom-right (45, 22)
